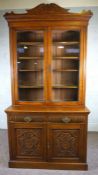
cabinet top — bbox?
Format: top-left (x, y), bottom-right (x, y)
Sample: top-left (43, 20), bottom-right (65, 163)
top-left (4, 3), bottom-right (92, 23)
top-left (5, 105), bottom-right (90, 114)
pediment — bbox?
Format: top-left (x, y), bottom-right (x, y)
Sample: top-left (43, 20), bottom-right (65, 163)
top-left (26, 3), bottom-right (70, 15)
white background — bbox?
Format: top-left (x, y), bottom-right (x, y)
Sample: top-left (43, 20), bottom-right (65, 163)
top-left (0, 0), bottom-right (98, 9)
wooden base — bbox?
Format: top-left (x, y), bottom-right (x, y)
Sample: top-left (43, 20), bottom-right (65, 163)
top-left (9, 161), bottom-right (88, 170)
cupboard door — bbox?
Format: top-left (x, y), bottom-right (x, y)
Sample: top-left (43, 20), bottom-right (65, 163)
top-left (51, 30), bottom-right (80, 102)
top-left (9, 122), bottom-right (46, 161)
top-left (16, 30), bottom-right (46, 102)
top-left (47, 123), bottom-right (86, 162)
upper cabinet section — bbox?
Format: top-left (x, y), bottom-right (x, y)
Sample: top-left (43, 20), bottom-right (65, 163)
top-left (4, 3), bottom-right (92, 106)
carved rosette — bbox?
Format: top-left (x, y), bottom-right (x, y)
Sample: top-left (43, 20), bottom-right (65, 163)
top-left (53, 129), bottom-right (79, 157)
top-left (16, 129), bottom-right (42, 156)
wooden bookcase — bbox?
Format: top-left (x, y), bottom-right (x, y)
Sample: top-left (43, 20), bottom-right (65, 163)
top-left (4, 3), bottom-right (92, 170)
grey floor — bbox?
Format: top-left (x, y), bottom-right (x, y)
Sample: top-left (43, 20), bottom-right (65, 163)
top-left (0, 130), bottom-right (98, 175)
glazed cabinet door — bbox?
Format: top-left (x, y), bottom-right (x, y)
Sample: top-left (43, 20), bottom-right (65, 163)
top-left (13, 29), bottom-right (48, 104)
top-left (51, 29), bottom-right (81, 104)
top-left (46, 28), bottom-right (86, 106)
top-left (47, 123), bottom-right (86, 162)
top-left (11, 27), bottom-right (86, 106)
top-left (11, 27), bottom-right (85, 106)
top-left (9, 122), bottom-right (46, 161)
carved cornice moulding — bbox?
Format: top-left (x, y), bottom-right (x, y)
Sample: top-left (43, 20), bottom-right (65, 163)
top-left (4, 3), bottom-right (93, 26)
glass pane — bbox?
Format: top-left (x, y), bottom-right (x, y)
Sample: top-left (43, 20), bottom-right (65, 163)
top-left (52, 30), bottom-right (80, 102)
top-left (17, 31), bottom-right (44, 102)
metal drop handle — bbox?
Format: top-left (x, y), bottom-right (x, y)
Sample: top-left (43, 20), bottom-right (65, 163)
top-left (24, 116), bottom-right (32, 122)
top-left (62, 117), bottom-right (71, 123)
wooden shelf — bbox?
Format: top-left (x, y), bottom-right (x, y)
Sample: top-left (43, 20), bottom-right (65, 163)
top-left (21, 99), bottom-right (44, 102)
top-left (53, 69), bottom-right (78, 72)
top-left (18, 69), bottom-right (43, 72)
top-left (18, 42), bottom-right (43, 46)
top-left (53, 85), bottom-right (78, 89)
top-left (18, 57), bottom-right (43, 60)
top-left (53, 41), bottom-right (79, 45)
top-left (52, 99), bottom-right (74, 102)
top-left (19, 85), bottom-right (43, 88)
top-left (53, 56), bottom-right (79, 60)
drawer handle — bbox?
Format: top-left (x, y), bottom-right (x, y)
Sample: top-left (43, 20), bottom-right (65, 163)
top-left (62, 117), bottom-right (71, 123)
top-left (24, 116), bottom-right (32, 122)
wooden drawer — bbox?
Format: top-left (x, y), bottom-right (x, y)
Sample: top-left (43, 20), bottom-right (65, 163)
top-left (8, 113), bottom-right (87, 123)
top-left (48, 113), bottom-right (87, 123)
top-left (8, 113), bottom-right (46, 122)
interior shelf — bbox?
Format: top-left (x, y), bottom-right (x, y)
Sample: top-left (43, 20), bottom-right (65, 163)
top-left (53, 41), bottom-right (79, 45)
top-left (19, 85), bottom-right (43, 88)
top-left (18, 42), bottom-right (43, 46)
top-left (52, 85), bottom-right (78, 89)
top-left (53, 56), bottom-right (79, 60)
top-left (18, 57), bottom-right (43, 60)
top-left (18, 69), bottom-right (43, 72)
top-left (53, 69), bottom-right (79, 72)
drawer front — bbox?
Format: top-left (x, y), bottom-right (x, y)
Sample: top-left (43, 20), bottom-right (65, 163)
top-left (9, 113), bottom-right (46, 122)
top-left (8, 113), bottom-right (87, 123)
top-left (48, 113), bottom-right (87, 123)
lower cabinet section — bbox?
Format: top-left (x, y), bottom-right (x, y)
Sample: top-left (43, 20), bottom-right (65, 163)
top-left (7, 112), bottom-right (88, 170)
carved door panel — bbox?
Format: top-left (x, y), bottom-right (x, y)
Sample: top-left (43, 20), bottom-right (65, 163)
top-left (47, 123), bottom-right (86, 162)
top-left (9, 122), bottom-right (46, 161)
